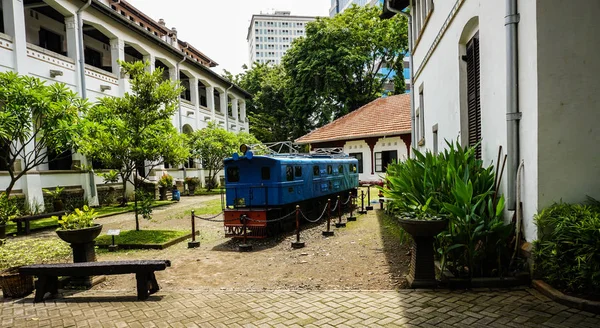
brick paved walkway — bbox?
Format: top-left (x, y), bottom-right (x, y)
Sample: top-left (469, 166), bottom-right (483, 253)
top-left (2, 288), bottom-right (599, 327)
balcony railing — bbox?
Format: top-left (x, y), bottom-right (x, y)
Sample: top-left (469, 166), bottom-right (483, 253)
top-left (26, 43), bottom-right (76, 71)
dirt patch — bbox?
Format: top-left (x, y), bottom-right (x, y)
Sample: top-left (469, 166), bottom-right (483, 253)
top-left (94, 195), bottom-right (411, 292)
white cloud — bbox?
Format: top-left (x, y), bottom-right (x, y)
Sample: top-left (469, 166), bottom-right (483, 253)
top-left (127, 0), bottom-right (329, 76)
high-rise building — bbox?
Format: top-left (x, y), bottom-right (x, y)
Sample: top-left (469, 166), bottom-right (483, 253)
top-left (247, 11), bottom-right (316, 66)
top-left (329, 0), bottom-right (410, 92)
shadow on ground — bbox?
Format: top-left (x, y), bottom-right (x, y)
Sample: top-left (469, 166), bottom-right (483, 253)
top-left (375, 209), bottom-right (411, 288)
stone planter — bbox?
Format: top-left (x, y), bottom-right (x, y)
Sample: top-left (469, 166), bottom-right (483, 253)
top-left (56, 224), bottom-right (103, 287)
top-left (398, 218), bottom-right (448, 288)
top-left (159, 187), bottom-right (168, 201)
top-left (53, 199), bottom-right (64, 212)
top-left (188, 184), bottom-right (197, 195)
top-left (56, 224), bottom-right (103, 245)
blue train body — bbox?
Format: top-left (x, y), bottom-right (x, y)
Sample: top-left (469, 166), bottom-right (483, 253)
top-left (223, 153), bottom-right (359, 238)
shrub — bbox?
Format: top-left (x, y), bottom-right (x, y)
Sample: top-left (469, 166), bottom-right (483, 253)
top-left (534, 202), bottom-right (600, 296)
top-left (0, 193), bottom-right (20, 225)
top-left (0, 238), bottom-right (71, 270)
top-left (55, 205), bottom-right (97, 230)
top-left (184, 177), bottom-right (200, 187)
top-left (158, 173), bottom-right (173, 188)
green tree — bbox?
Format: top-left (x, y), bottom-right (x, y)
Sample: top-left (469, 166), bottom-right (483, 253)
top-left (283, 4), bottom-right (408, 130)
top-left (79, 61), bottom-right (189, 230)
top-left (188, 122), bottom-right (238, 191)
top-left (0, 72), bottom-right (87, 197)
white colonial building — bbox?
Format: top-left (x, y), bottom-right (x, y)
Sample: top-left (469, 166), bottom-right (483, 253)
top-left (383, 0), bottom-right (600, 242)
top-left (0, 0), bottom-right (250, 209)
top-left (247, 11), bottom-right (316, 66)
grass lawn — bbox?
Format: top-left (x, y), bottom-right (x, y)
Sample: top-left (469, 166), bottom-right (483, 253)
top-left (183, 199), bottom-right (223, 218)
top-left (95, 230), bottom-right (189, 247)
top-left (193, 188), bottom-right (224, 196)
top-left (95, 200), bottom-right (175, 217)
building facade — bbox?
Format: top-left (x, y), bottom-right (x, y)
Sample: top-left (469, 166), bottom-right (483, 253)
top-left (0, 0), bottom-right (250, 209)
top-left (247, 11), bottom-right (316, 66)
top-left (384, 0), bottom-right (600, 242)
top-left (295, 94), bottom-right (411, 183)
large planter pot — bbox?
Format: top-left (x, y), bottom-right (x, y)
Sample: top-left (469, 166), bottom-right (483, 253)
top-left (56, 224), bottom-right (103, 244)
top-left (188, 184), bottom-right (197, 195)
top-left (53, 199), bottom-right (64, 212)
top-left (0, 267), bottom-right (34, 298)
top-left (159, 187), bottom-right (168, 201)
top-left (398, 218), bottom-right (448, 288)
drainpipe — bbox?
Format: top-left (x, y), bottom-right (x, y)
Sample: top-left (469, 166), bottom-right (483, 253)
top-left (384, 0), bottom-right (415, 157)
top-left (224, 84), bottom-right (233, 132)
top-left (506, 0), bottom-right (520, 210)
top-left (77, 0), bottom-right (95, 200)
top-left (77, 0), bottom-right (91, 99)
top-left (176, 55), bottom-right (187, 189)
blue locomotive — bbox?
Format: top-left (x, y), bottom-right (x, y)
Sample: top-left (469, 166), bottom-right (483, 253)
top-left (223, 147), bottom-right (359, 238)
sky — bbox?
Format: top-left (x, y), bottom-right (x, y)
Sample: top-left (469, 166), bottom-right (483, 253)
top-left (127, 0), bottom-right (330, 76)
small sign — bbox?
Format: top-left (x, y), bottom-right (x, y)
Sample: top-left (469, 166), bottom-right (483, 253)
top-left (107, 229), bottom-right (121, 236)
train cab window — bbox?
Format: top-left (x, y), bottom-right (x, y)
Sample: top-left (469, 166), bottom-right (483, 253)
top-left (295, 166), bottom-right (302, 178)
top-left (227, 166), bottom-right (239, 182)
top-left (286, 166), bottom-right (293, 181)
top-left (338, 165), bottom-right (344, 175)
top-left (261, 167), bottom-right (270, 180)
top-left (350, 164), bottom-right (357, 173)
top-left (313, 165), bottom-right (320, 176)
top-left (327, 165), bottom-right (333, 175)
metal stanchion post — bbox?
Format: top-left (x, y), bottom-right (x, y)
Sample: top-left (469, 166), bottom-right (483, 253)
top-left (322, 199), bottom-right (334, 236)
top-left (238, 215), bottom-right (252, 252)
top-left (347, 195), bottom-right (357, 221)
top-left (188, 210), bottom-right (200, 248)
top-left (366, 185), bottom-right (373, 210)
top-left (358, 190), bottom-right (367, 214)
top-left (335, 195), bottom-right (346, 228)
top-left (292, 205), bottom-right (305, 249)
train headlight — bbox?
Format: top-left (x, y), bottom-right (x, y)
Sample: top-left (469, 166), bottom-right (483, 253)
top-left (240, 144), bottom-right (248, 154)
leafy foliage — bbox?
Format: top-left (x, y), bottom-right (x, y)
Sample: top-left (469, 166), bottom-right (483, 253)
top-left (134, 190), bottom-right (154, 220)
top-left (383, 141), bottom-right (513, 278)
top-left (157, 173), bottom-right (174, 188)
top-left (0, 193), bottom-right (20, 225)
top-left (55, 205), bottom-right (97, 230)
top-left (0, 72), bottom-right (88, 197)
top-left (42, 186), bottom-right (64, 200)
top-left (0, 238), bottom-right (71, 270)
top-left (79, 60), bottom-right (189, 209)
top-left (534, 201), bottom-right (600, 296)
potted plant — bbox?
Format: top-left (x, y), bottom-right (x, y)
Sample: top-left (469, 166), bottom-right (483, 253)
top-left (54, 205), bottom-right (102, 245)
top-left (0, 193), bottom-right (20, 239)
top-left (157, 173), bottom-right (173, 201)
top-left (43, 186), bottom-right (65, 212)
top-left (184, 177), bottom-right (200, 195)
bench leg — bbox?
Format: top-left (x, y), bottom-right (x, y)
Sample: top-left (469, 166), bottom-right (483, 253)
top-left (33, 276), bottom-right (59, 303)
top-left (135, 272), bottom-right (149, 300)
top-left (25, 221), bottom-right (30, 235)
top-left (148, 272), bottom-right (160, 295)
top-left (16, 221), bottom-right (23, 234)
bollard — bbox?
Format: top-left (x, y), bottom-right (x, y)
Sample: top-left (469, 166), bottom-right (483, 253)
top-left (188, 210), bottom-right (200, 248)
top-left (292, 205), bottom-right (305, 249)
top-left (238, 215), bottom-right (252, 252)
top-left (335, 195), bottom-right (346, 228)
top-left (347, 195), bottom-right (357, 221)
top-left (358, 190), bottom-right (367, 214)
top-left (366, 185), bottom-right (374, 211)
top-left (322, 199), bottom-right (334, 236)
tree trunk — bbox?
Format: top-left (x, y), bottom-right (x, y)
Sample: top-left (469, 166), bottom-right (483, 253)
top-left (120, 178), bottom-right (128, 207)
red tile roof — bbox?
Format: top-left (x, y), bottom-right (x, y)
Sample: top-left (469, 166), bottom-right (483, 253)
top-left (295, 94), bottom-right (411, 144)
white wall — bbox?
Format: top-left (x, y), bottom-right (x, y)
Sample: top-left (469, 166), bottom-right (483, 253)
top-left (343, 136), bottom-right (408, 182)
top-left (536, 1), bottom-right (600, 208)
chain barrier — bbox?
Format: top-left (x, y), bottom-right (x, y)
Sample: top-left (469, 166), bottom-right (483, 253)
top-left (193, 211), bottom-right (224, 221)
top-left (330, 199), bottom-right (340, 212)
top-left (299, 202), bottom-right (329, 223)
top-left (342, 194), bottom-right (353, 205)
top-left (245, 209), bottom-right (296, 223)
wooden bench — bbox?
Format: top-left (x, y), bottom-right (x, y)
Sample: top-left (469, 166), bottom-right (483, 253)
top-left (13, 211), bottom-right (65, 235)
top-left (19, 260), bottom-right (171, 302)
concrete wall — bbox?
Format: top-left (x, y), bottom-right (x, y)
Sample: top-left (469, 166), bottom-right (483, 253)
top-left (342, 136), bottom-right (408, 182)
top-left (536, 1), bottom-right (600, 209)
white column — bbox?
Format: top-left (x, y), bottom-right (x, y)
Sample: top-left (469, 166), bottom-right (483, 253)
top-left (190, 77), bottom-right (200, 129)
top-left (169, 66), bottom-right (177, 81)
top-left (240, 100), bottom-right (247, 131)
top-left (64, 15), bottom-right (82, 93)
top-left (220, 91), bottom-right (228, 130)
top-left (143, 53), bottom-right (155, 72)
top-left (110, 38), bottom-right (126, 94)
top-left (3, 0), bottom-right (27, 74)
top-left (231, 98), bottom-right (239, 132)
top-left (206, 86), bottom-right (215, 118)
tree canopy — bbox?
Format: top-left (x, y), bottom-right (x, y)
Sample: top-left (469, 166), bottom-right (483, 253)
top-left (234, 4), bottom-right (408, 143)
top-left (79, 61), bottom-right (189, 228)
top-left (0, 72), bottom-right (88, 197)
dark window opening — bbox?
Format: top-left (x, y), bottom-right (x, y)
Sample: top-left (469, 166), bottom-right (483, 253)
top-left (180, 78), bottom-right (191, 101)
top-left (338, 165), bottom-right (343, 175)
top-left (261, 167), bottom-right (270, 180)
top-left (48, 148), bottom-right (72, 171)
top-left (349, 153), bottom-right (363, 173)
top-left (227, 166), bottom-right (239, 182)
top-left (0, 10), bottom-right (4, 34)
top-left (199, 84), bottom-right (208, 107)
top-left (39, 28), bottom-right (63, 55)
top-left (327, 165), bottom-right (333, 175)
top-left (184, 157), bottom-right (194, 169)
top-left (91, 158), bottom-right (116, 170)
top-left (375, 150), bottom-right (398, 173)
top-left (466, 32), bottom-right (482, 159)
top-left (294, 166), bottom-right (302, 178)
top-left (84, 47), bottom-right (102, 69)
top-left (214, 90), bottom-right (221, 111)
top-left (286, 166), bottom-right (293, 181)
top-left (136, 161), bottom-right (146, 177)
top-left (313, 165), bottom-right (320, 176)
